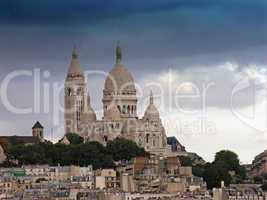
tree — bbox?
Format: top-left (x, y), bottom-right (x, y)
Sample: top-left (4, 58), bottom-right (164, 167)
top-left (192, 164), bottom-right (206, 177)
top-left (178, 156), bottom-right (193, 166)
top-left (6, 137), bottom-right (144, 169)
top-left (6, 140), bottom-right (117, 170)
top-left (65, 133), bottom-right (84, 145)
top-left (193, 150), bottom-right (246, 189)
top-left (203, 162), bottom-right (232, 189)
top-left (214, 150), bottom-right (246, 181)
top-left (214, 150), bottom-right (240, 172)
top-left (106, 138), bottom-right (146, 161)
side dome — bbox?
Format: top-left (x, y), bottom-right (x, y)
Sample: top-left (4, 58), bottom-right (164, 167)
top-left (82, 96), bottom-right (97, 122)
top-left (143, 92), bottom-right (160, 121)
top-left (144, 104), bottom-right (160, 121)
top-left (82, 107), bottom-right (97, 122)
top-left (82, 110), bottom-right (96, 122)
top-left (104, 44), bottom-right (136, 95)
top-left (104, 63), bottom-right (136, 94)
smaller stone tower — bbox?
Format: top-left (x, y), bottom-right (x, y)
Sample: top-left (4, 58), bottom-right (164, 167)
top-left (64, 47), bottom-right (87, 134)
top-left (32, 121), bottom-right (44, 139)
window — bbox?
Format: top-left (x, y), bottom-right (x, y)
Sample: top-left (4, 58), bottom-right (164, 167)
top-left (104, 136), bottom-right (108, 142)
top-left (116, 123), bottom-right (120, 128)
top-left (66, 88), bottom-right (71, 96)
top-left (77, 87), bottom-right (82, 95)
top-left (117, 106), bottom-right (121, 112)
top-left (146, 134), bottom-right (149, 143)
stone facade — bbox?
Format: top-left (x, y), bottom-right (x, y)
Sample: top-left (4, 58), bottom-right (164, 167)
top-left (64, 45), bottom-right (173, 155)
top-left (0, 145), bottom-right (6, 164)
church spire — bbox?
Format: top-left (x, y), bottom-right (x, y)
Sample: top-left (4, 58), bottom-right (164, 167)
top-left (116, 41), bottom-right (122, 64)
top-left (67, 45), bottom-right (84, 78)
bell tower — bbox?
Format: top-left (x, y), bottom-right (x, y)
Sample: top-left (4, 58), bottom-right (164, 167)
top-left (32, 121), bottom-right (44, 139)
top-left (64, 47), bottom-right (86, 135)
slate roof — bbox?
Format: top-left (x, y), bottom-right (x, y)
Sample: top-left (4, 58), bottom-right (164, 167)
top-left (167, 136), bottom-right (186, 152)
top-left (167, 136), bottom-right (182, 146)
top-left (32, 121), bottom-right (43, 129)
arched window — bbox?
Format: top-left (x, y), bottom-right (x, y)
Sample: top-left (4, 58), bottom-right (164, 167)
top-left (117, 106), bottom-right (121, 112)
top-left (122, 105), bottom-right (126, 114)
top-left (127, 105), bottom-right (130, 114)
top-left (66, 88), bottom-right (72, 96)
top-left (116, 123), bottom-right (120, 128)
top-left (77, 87), bottom-right (81, 95)
top-left (104, 135), bottom-right (108, 142)
top-left (146, 134), bottom-right (149, 143)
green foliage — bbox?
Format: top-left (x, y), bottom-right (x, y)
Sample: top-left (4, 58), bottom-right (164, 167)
top-left (106, 138), bottom-right (146, 161)
top-left (214, 150), bottom-right (240, 172)
top-left (65, 133), bottom-right (84, 144)
top-left (178, 156), bottom-right (193, 166)
top-left (202, 162), bottom-right (232, 189)
top-left (6, 138), bottom-right (145, 170)
top-left (192, 150), bottom-right (246, 189)
top-left (236, 165), bottom-right (247, 180)
top-left (192, 164), bottom-right (206, 177)
top-left (214, 150), bottom-right (246, 181)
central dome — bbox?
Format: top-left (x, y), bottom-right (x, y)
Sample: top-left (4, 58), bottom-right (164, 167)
top-left (104, 44), bottom-right (136, 95)
top-left (102, 44), bottom-right (138, 119)
top-left (104, 63), bottom-right (135, 94)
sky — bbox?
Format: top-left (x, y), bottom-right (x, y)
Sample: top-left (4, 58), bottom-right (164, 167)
top-left (0, 0), bottom-right (266, 163)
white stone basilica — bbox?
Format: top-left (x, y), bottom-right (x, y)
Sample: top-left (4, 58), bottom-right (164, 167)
top-left (64, 45), bottom-right (173, 155)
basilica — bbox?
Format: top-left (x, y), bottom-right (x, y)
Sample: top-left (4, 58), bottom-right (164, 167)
top-left (64, 45), bottom-right (175, 156)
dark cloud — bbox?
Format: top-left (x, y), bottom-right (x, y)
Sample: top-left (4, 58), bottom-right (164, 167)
top-left (0, 0), bottom-right (265, 25)
top-left (0, 0), bottom-right (266, 163)
top-left (0, 0), bottom-right (266, 72)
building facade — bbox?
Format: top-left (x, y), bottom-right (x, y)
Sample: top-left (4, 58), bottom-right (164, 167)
top-left (251, 149), bottom-right (267, 177)
top-left (64, 45), bottom-right (173, 155)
